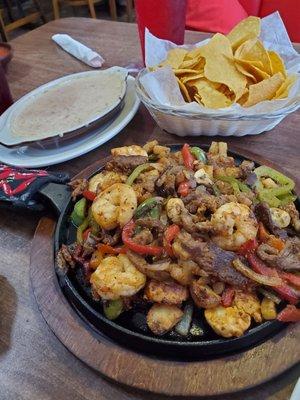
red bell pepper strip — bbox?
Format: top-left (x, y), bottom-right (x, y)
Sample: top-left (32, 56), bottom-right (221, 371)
top-left (238, 239), bottom-right (258, 256)
top-left (279, 271), bottom-right (300, 288)
top-left (181, 143), bottom-right (194, 170)
top-left (221, 287), bottom-right (235, 307)
top-left (97, 243), bottom-right (126, 255)
top-left (247, 253), bottom-right (299, 304)
top-left (178, 181), bottom-right (190, 197)
top-left (277, 305), bottom-right (300, 322)
top-left (247, 253), bottom-right (279, 277)
top-left (258, 222), bottom-right (269, 242)
top-left (164, 224), bottom-right (180, 257)
top-left (258, 222), bottom-right (285, 251)
top-left (83, 190), bottom-right (96, 201)
top-left (273, 285), bottom-right (299, 305)
top-left (122, 219), bottom-right (163, 256)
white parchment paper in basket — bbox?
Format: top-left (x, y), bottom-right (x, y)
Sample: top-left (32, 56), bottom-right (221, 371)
top-left (140, 12), bottom-right (300, 116)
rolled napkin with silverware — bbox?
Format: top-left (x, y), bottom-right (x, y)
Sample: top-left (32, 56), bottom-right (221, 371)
top-left (52, 34), bottom-right (105, 68)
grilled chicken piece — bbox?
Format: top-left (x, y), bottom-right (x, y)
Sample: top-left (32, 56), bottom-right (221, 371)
top-left (144, 279), bottom-right (188, 305)
top-left (190, 280), bottom-right (221, 309)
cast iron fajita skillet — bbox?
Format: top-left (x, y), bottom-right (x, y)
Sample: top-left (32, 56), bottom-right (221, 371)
top-left (37, 144), bottom-right (298, 360)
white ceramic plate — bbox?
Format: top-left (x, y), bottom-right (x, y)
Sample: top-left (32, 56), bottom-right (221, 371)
top-left (0, 67), bottom-right (128, 146)
top-left (0, 76), bottom-right (140, 168)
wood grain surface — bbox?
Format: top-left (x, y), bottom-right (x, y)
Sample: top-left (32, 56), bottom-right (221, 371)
top-left (0, 18), bottom-right (299, 400)
top-left (29, 154), bottom-right (300, 397)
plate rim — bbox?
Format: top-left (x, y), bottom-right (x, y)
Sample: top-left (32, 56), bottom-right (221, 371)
top-left (0, 76), bottom-right (140, 168)
top-left (0, 67), bottom-right (128, 146)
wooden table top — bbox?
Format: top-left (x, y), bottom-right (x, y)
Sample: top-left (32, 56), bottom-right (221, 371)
top-left (0, 18), bottom-right (299, 400)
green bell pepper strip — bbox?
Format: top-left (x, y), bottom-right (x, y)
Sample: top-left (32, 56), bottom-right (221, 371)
top-left (77, 217), bottom-right (89, 244)
top-left (216, 176), bottom-right (250, 195)
top-left (126, 163), bottom-right (149, 186)
top-left (149, 206), bottom-right (160, 218)
top-left (212, 184), bottom-right (221, 196)
top-left (87, 207), bottom-right (101, 236)
top-left (277, 193), bottom-right (297, 206)
top-left (190, 147), bottom-right (207, 164)
top-left (71, 198), bottom-right (87, 227)
top-left (148, 153), bottom-right (158, 162)
top-left (103, 299), bottom-right (123, 320)
top-left (254, 166), bottom-right (295, 207)
top-left (134, 197), bottom-right (162, 219)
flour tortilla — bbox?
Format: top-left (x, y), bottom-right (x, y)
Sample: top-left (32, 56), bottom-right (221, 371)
top-left (10, 70), bottom-right (127, 140)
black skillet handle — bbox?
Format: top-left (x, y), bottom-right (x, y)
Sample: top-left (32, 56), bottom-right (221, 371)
top-left (38, 182), bottom-right (71, 216)
top-left (0, 164), bottom-right (70, 215)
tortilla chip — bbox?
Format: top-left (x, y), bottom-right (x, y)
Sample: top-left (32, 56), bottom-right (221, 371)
top-left (176, 77), bottom-right (192, 102)
top-left (234, 58), bottom-right (270, 82)
top-left (237, 88), bottom-right (249, 105)
top-left (185, 47), bottom-right (203, 60)
top-left (174, 69), bottom-right (202, 75)
top-left (179, 56), bottom-right (203, 70)
top-left (227, 16), bottom-right (261, 51)
top-left (197, 33), bottom-right (247, 99)
top-left (194, 93), bottom-right (203, 105)
top-left (235, 39), bottom-right (272, 75)
top-left (159, 48), bottom-right (188, 69)
top-left (243, 72), bottom-right (285, 107)
top-left (188, 78), bottom-right (233, 108)
top-left (274, 75), bottom-right (297, 99)
top-left (234, 61), bottom-right (257, 83)
top-left (181, 73), bottom-right (205, 83)
top-left (268, 51), bottom-right (287, 77)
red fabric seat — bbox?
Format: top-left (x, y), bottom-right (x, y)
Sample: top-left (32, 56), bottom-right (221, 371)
top-left (186, 0), bottom-right (248, 34)
top-left (260, 1), bottom-right (300, 42)
top-left (238, 0), bottom-right (261, 16)
top-left (186, 0), bottom-right (300, 42)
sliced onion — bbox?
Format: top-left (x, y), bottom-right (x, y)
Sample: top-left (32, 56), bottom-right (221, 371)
top-left (144, 261), bottom-right (170, 272)
top-left (258, 288), bottom-right (281, 304)
top-left (175, 303), bottom-right (193, 336)
top-left (232, 259), bottom-right (283, 287)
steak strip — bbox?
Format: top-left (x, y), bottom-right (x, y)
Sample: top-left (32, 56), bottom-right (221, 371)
top-left (106, 155), bottom-right (148, 174)
top-left (176, 231), bottom-right (250, 287)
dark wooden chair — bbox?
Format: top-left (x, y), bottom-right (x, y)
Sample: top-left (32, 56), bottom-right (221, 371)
top-left (52, 0), bottom-right (133, 21)
top-left (0, 0), bottom-right (46, 41)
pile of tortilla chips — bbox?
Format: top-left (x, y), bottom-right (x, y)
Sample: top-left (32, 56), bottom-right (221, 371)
top-left (153, 16), bottom-right (297, 109)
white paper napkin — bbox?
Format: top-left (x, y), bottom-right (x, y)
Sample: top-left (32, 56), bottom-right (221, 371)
top-left (52, 34), bottom-right (105, 68)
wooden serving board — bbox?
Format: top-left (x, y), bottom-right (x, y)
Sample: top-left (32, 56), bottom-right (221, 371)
top-left (30, 150), bottom-right (300, 397)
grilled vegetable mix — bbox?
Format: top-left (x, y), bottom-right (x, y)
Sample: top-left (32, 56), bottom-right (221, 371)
top-left (58, 141), bottom-right (300, 338)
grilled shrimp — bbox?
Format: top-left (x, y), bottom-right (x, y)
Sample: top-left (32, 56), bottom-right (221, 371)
top-left (88, 171), bottom-right (127, 193)
top-left (111, 145), bottom-right (148, 157)
top-left (204, 305), bottom-right (251, 338)
top-left (90, 254), bottom-right (146, 300)
top-left (92, 183), bottom-right (137, 230)
top-left (211, 202), bottom-right (258, 251)
top-left (234, 291), bottom-right (262, 323)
